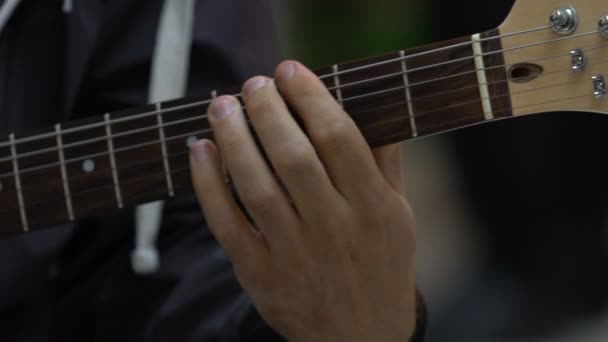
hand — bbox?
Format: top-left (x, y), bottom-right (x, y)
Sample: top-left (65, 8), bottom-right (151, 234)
top-left (189, 61), bottom-right (417, 342)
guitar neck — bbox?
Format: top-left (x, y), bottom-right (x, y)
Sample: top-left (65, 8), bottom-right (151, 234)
top-left (0, 29), bottom-right (512, 238)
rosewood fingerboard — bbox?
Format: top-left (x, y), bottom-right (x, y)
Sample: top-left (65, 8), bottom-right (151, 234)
top-left (0, 29), bottom-right (512, 238)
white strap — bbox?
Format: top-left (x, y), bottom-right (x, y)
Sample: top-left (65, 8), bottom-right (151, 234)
top-left (132, 0), bottom-right (196, 275)
top-left (0, 0), bottom-right (21, 35)
top-left (62, 0), bottom-right (73, 13)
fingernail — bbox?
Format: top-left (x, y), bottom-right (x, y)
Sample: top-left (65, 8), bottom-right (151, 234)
top-left (190, 140), bottom-right (213, 162)
top-left (243, 76), bottom-right (268, 96)
top-left (209, 97), bottom-right (236, 121)
top-left (276, 61), bottom-right (297, 81)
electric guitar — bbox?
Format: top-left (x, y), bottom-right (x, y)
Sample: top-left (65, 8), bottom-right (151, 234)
top-left (1, 0), bottom-right (606, 238)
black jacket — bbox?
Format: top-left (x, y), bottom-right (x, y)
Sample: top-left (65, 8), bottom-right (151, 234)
top-left (0, 0), bottom-right (283, 341)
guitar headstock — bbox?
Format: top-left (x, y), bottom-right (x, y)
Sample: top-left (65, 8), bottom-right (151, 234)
top-left (499, 0), bottom-right (608, 116)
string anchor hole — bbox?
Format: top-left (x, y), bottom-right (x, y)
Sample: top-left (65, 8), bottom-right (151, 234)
top-left (508, 63), bottom-right (544, 84)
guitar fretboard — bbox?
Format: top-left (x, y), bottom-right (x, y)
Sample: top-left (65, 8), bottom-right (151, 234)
top-left (0, 29), bottom-right (512, 238)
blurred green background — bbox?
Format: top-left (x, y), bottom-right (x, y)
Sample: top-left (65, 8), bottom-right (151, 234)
top-left (273, 0), bottom-right (433, 68)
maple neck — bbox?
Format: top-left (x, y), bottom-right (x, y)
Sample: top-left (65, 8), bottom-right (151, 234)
top-left (0, 29), bottom-right (511, 238)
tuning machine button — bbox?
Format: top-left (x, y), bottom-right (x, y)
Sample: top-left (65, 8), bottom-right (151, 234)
top-left (599, 15), bottom-right (608, 38)
top-left (550, 7), bottom-right (578, 35)
top-left (570, 49), bottom-right (585, 72)
top-left (592, 75), bottom-right (607, 99)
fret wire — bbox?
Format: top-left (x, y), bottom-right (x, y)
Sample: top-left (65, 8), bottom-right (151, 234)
top-left (332, 65), bottom-right (344, 107)
top-left (323, 44), bottom-right (591, 95)
top-left (0, 44), bottom-right (574, 165)
top-left (63, 164), bottom-right (191, 206)
top-left (0, 75), bottom-right (586, 194)
top-left (156, 103), bottom-right (175, 197)
top-left (370, 93), bottom-right (593, 145)
top-left (357, 79), bottom-right (575, 130)
top-left (0, 90), bottom-right (596, 218)
top-left (0, 161), bottom-right (192, 216)
top-left (324, 27), bottom-right (595, 82)
top-left (55, 124), bottom-right (75, 221)
top-left (0, 99), bottom-right (215, 148)
top-left (0, 24), bottom-right (584, 149)
top-left (1, 108), bottom-right (210, 162)
top-left (317, 25), bottom-right (550, 80)
top-left (4, 42), bottom-right (604, 168)
top-left (399, 50), bottom-right (417, 137)
top-left (0, 58), bottom-right (600, 183)
top-left (0, 128), bottom-right (212, 180)
top-left (320, 31), bottom-right (603, 98)
top-left (104, 113), bottom-right (124, 209)
top-left (381, 30), bottom-right (598, 79)
top-left (9, 134), bottom-right (29, 232)
top-left (343, 55), bottom-right (608, 106)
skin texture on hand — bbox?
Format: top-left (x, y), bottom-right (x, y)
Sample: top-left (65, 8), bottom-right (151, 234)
top-left (189, 61), bottom-right (417, 342)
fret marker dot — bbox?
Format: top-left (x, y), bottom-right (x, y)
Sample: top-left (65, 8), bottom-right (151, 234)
top-left (82, 159), bottom-right (95, 173)
top-left (186, 136), bottom-right (198, 148)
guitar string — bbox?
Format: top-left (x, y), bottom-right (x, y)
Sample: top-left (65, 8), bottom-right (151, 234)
top-left (0, 24), bottom-right (591, 148)
top-left (0, 54), bottom-right (605, 182)
top-left (323, 28), bottom-right (599, 86)
top-left (317, 25), bottom-right (550, 79)
top-left (0, 90), bottom-right (597, 217)
top-left (341, 80), bottom-right (578, 129)
top-left (375, 93), bottom-right (599, 144)
top-left (0, 64), bottom-right (591, 181)
top-left (0, 43), bottom-right (582, 164)
top-left (0, 71), bottom-right (600, 202)
top-left (1, 39), bottom-right (605, 166)
top-left (326, 43), bottom-right (608, 93)
top-left (0, 43), bottom-right (584, 164)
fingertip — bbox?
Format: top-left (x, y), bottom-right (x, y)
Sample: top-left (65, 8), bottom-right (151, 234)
top-left (190, 139), bottom-right (217, 163)
top-left (275, 60), bottom-right (299, 83)
top-left (242, 76), bottom-right (271, 98)
top-left (208, 96), bottom-right (238, 121)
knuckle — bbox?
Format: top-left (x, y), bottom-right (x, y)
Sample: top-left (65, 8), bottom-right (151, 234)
top-left (312, 121), bottom-right (352, 150)
top-left (245, 188), bottom-right (279, 216)
top-left (274, 140), bottom-right (314, 173)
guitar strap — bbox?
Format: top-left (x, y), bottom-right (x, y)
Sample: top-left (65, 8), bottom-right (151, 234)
top-left (131, 0), bottom-right (196, 275)
top-left (0, 0), bottom-right (20, 34)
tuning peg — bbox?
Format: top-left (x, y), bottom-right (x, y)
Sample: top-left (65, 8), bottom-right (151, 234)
top-left (550, 7), bottom-right (577, 35)
top-left (599, 15), bottom-right (608, 39)
top-left (570, 49), bottom-right (586, 72)
top-left (592, 75), bottom-right (607, 99)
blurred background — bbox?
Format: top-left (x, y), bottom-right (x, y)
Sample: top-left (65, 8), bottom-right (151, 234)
top-left (271, 0), bottom-right (608, 341)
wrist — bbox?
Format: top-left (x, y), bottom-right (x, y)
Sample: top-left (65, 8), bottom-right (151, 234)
top-left (289, 289), bottom-right (425, 342)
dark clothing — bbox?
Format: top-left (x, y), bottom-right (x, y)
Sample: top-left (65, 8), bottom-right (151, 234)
top-left (0, 1), bottom-right (283, 341)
